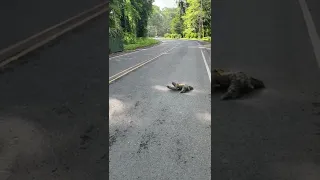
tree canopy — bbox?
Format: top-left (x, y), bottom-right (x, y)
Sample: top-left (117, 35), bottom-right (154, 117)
top-left (110, 0), bottom-right (211, 39)
top-left (109, 0), bottom-right (154, 38)
top-left (147, 0), bottom-right (211, 38)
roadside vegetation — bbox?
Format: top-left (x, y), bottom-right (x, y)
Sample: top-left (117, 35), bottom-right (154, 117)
top-left (147, 0), bottom-right (211, 42)
top-left (109, 0), bottom-right (158, 52)
top-left (109, 0), bottom-right (211, 53)
top-left (124, 38), bottom-right (160, 50)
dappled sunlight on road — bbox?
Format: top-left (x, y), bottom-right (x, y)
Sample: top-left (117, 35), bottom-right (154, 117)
top-left (109, 98), bottom-right (126, 123)
top-left (152, 85), bottom-right (170, 92)
top-left (109, 97), bottom-right (153, 131)
top-left (195, 111), bottom-right (211, 125)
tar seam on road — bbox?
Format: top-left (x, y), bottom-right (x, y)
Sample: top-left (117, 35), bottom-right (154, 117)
top-left (298, 0), bottom-right (320, 68)
top-left (109, 44), bottom-right (180, 84)
top-left (197, 42), bottom-right (211, 82)
top-left (0, 2), bottom-right (108, 68)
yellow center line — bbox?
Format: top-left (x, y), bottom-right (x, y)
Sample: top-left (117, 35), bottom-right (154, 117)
top-left (0, 2), bottom-right (108, 56)
top-left (0, 2), bottom-right (108, 68)
top-left (109, 44), bottom-right (179, 84)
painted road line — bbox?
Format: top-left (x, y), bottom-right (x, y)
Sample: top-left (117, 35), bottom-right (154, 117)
top-left (109, 44), bottom-right (179, 84)
top-left (0, 2), bottom-right (107, 57)
top-left (298, 0), bottom-right (320, 68)
top-left (0, 2), bottom-right (108, 68)
top-left (109, 41), bottom-right (171, 60)
top-left (197, 42), bottom-right (211, 83)
top-left (0, 7), bottom-right (107, 68)
top-left (109, 43), bottom-right (180, 79)
top-left (109, 50), bottom-right (142, 60)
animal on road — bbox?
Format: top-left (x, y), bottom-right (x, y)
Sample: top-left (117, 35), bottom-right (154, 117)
top-left (212, 69), bottom-right (265, 100)
top-left (167, 82), bottom-right (194, 93)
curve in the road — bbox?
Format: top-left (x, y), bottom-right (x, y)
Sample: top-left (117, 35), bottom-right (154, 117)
top-left (109, 44), bottom-right (180, 84)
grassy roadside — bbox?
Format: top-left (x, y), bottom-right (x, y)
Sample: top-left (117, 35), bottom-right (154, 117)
top-left (124, 38), bottom-right (160, 51)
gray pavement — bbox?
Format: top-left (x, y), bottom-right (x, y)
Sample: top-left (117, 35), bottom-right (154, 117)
top-left (0, 15), bottom-right (109, 180)
top-left (109, 40), bottom-right (180, 77)
top-left (306, 0), bottom-right (320, 38)
top-left (109, 39), bottom-right (211, 179)
top-left (212, 0), bottom-right (320, 179)
top-left (0, 12), bottom-right (211, 179)
top-left (0, 0), bottom-right (102, 50)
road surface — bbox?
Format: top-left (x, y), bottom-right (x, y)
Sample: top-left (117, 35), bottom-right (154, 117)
top-left (0, 15), bottom-right (110, 180)
top-left (0, 0), bottom-right (102, 50)
top-left (109, 39), bottom-right (211, 179)
top-left (212, 0), bottom-right (320, 179)
top-left (0, 10), bottom-right (211, 179)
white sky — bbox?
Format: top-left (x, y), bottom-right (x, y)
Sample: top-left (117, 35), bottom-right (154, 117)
top-left (153, 0), bottom-right (177, 9)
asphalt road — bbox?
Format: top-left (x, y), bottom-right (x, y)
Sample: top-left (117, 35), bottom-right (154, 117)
top-left (306, 0), bottom-right (320, 37)
top-left (0, 15), bottom-right (109, 180)
top-left (0, 11), bottom-right (212, 179)
top-left (109, 39), bottom-right (211, 179)
top-left (212, 0), bottom-right (320, 179)
top-left (0, 0), bottom-right (102, 50)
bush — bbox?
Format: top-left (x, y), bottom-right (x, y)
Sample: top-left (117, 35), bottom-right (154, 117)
top-left (183, 32), bottom-right (197, 39)
top-left (163, 33), bottom-right (182, 39)
top-left (109, 28), bottom-right (123, 38)
top-left (123, 32), bottom-right (136, 44)
top-left (124, 38), bottom-right (160, 51)
top-left (164, 33), bottom-right (171, 38)
top-left (202, 36), bottom-right (211, 42)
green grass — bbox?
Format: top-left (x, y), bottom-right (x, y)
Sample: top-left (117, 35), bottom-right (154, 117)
top-left (124, 38), bottom-right (160, 51)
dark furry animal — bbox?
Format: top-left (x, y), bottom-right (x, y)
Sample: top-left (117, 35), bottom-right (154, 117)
top-left (167, 82), bottom-right (194, 93)
top-left (212, 69), bottom-right (265, 100)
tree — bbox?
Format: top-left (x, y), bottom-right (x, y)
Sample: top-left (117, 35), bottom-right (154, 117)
top-left (171, 13), bottom-right (183, 35)
top-left (162, 7), bottom-right (178, 35)
top-left (147, 5), bottom-right (164, 36)
top-left (110, 0), bottom-right (211, 39)
top-left (110, 0), bottom-right (154, 38)
top-left (148, 6), bottom-right (178, 37)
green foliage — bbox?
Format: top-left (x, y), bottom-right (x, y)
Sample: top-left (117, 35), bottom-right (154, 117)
top-left (148, 0), bottom-right (211, 39)
top-left (177, 0), bottom-right (188, 15)
top-left (183, 32), bottom-right (198, 39)
top-left (164, 33), bottom-right (182, 39)
top-left (110, 0), bottom-right (156, 51)
top-left (147, 6), bottom-right (177, 37)
top-left (110, 0), bottom-right (154, 38)
top-left (124, 38), bottom-right (160, 50)
top-left (109, 0), bottom-right (210, 52)
top-left (170, 15), bottom-right (183, 35)
top-left (178, 0), bottom-right (211, 38)
top-left (109, 28), bottom-right (123, 38)
top-left (202, 36), bottom-right (211, 42)
top-left (181, 0), bottom-right (201, 36)
top-left (123, 32), bottom-right (136, 44)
